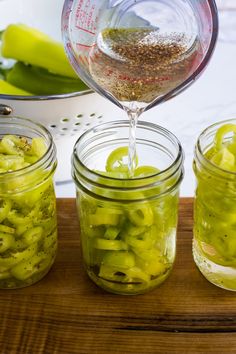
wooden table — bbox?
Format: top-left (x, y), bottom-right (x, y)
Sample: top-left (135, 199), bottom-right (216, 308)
top-left (1, 198), bottom-right (236, 354)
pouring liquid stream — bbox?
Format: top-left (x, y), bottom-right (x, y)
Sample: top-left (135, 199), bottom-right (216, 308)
top-left (89, 27), bottom-right (203, 176)
top-left (127, 109), bottom-right (139, 176)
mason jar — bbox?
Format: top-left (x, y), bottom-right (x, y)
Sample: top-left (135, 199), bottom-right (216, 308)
top-left (193, 119), bottom-right (236, 290)
top-left (72, 121), bottom-right (184, 295)
top-left (0, 116), bottom-right (57, 289)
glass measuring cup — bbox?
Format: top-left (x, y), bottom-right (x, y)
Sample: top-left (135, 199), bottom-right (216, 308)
top-left (62, 0), bottom-right (218, 176)
top-left (62, 0), bottom-right (218, 113)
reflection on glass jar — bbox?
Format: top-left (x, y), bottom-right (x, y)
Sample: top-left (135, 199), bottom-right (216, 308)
top-left (0, 117), bottom-right (57, 289)
top-left (193, 119), bottom-right (236, 290)
top-left (72, 121), bottom-right (184, 295)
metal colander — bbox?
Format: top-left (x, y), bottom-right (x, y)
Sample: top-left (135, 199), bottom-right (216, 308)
top-left (0, 92), bottom-right (123, 182)
top-left (0, 91), bottom-right (118, 139)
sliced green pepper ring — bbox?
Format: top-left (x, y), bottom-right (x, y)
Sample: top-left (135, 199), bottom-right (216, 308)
top-left (0, 199), bottom-right (11, 222)
top-left (135, 249), bottom-right (167, 276)
top-left (0, 144), bottom-right (5, 153)
top-left (11, 252), bottom-right (48, 281)
top-left (89, 207), bottom-right (122, 226)
top-left (0, 155), bottom-right (24, 171)
top-left (0, 199), bottom-right (11, 223)
top-left (24, 155), bottom-right (39, 164)
top-left (214, 124), bottom-right (236, 151)
top-left (133, 247), bottom-right (162, 261)
top-left (14, 239), bottom-right (27, 250)
top-left (102, 251), bottom-right (135, 269)
top-left (106, 147), bottom-right (138, 172)
top-left (0, 232), bottom-right (15, 253)
top-left (94, 238), bottom-right (128, 251)
top-left (7, 210), bottom-right (32, 226)
top-left (0, 270), bottom-right (11, 280)
top-left (0, 135), bottom-right (24, 156)
top-left (15, 222), bottom-right (34, 236)
top-left (0, 224), bottom-right (15, 234)
top-left (27, 137), bottom-right (47, 158)
top-left (104, 226), bottom-right (120, 240)
top-left (134, 165), bottom-right (160, 177)
top-left (0, 243), bottom-right (37, 271)
top-left (128, 205), bottom-right (153, 226)
top-left (126, 224), bottom-right (146, 236)
top-left (211, 147), bottom-right (235, 171)
top-left (89, 213), bottom-right (120, 226)
top-left (125, 229), bottom-right (155, 250)
top-left (125, 266), bottom-right (150, 282)
top-left (22, 226), bottom-right (43, 246)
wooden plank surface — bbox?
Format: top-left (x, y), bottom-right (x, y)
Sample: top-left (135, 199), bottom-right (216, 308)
top-left (1, 198), bottom-right (236, 354)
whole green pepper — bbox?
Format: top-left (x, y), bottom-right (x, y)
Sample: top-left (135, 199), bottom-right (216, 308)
top-left (7, 62), bottom-right (89, 95)
top-left (1, 24), bottom-right (77, 79)
top-left (0, 78), bottom-right (31, 95)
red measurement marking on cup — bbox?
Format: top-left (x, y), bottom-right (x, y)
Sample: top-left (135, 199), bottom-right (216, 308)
top-left (75, 0), bottom-right (97, 35)
top-left (66, 42), bottom-right (72, 50)
top-left (77, 54), bottom-right (89, 67)
top-left (75, 25), bottom-right (95, 36)
top-left (76, 42), bottom-right (95, 48)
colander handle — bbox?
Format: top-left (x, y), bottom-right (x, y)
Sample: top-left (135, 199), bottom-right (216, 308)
top-left (0, 104), bottom-right (13, 115)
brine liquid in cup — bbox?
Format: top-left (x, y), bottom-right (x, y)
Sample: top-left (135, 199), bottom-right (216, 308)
top-left (89, 27), bottom-right (203, 174)
top-left (89, 28), bottom-right (202, 109)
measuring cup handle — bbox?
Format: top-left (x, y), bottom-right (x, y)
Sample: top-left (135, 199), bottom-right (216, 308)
top-left (0, 104), bottom-right (13, 115)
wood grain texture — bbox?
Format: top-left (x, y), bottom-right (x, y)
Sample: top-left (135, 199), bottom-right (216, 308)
top-left (1, 198), bottom-right (236, 354)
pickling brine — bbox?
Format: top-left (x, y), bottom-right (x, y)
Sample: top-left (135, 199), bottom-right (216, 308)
top-left (193, 121), bottom-right (236, 290)
top-left (72, 121), bottom-right (184, 295)
top-left (0, 117), bottom-right (57, 289)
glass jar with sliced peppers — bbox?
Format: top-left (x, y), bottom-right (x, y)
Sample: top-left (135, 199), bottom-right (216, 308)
top-left (72, 121), bottom-right (184, 295)
top-left (193, 120), bottom-right (236, 290)
top-left (193, 119), bottom-right (236, 291)
top-left (0, 116), bottom-right (57, 289)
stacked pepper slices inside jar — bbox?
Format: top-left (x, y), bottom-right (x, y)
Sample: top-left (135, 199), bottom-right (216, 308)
top-left (78, 147), bottom-right (178, 294)
top-left (195, 124), bottom-right (236, 272)
top-left (0, 135), bottom-right (57, 288)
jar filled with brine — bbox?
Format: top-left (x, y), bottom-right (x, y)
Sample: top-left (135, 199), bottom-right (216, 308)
top-left (0, 116), bottom-right (57, 289)
top-left (72, 121), bottom-right (184, 295)
top-left (193, 119), bottom-right (236, 290)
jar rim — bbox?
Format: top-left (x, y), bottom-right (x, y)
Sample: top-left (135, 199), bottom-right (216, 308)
top-left (74, 120), bottom-right (183, 178)
top-left (0, 116), bottom-right (57, 183)
top-left (196, 118), bottom-right (236, 178)
top-left (72, 120), bottom-right (184, 200)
